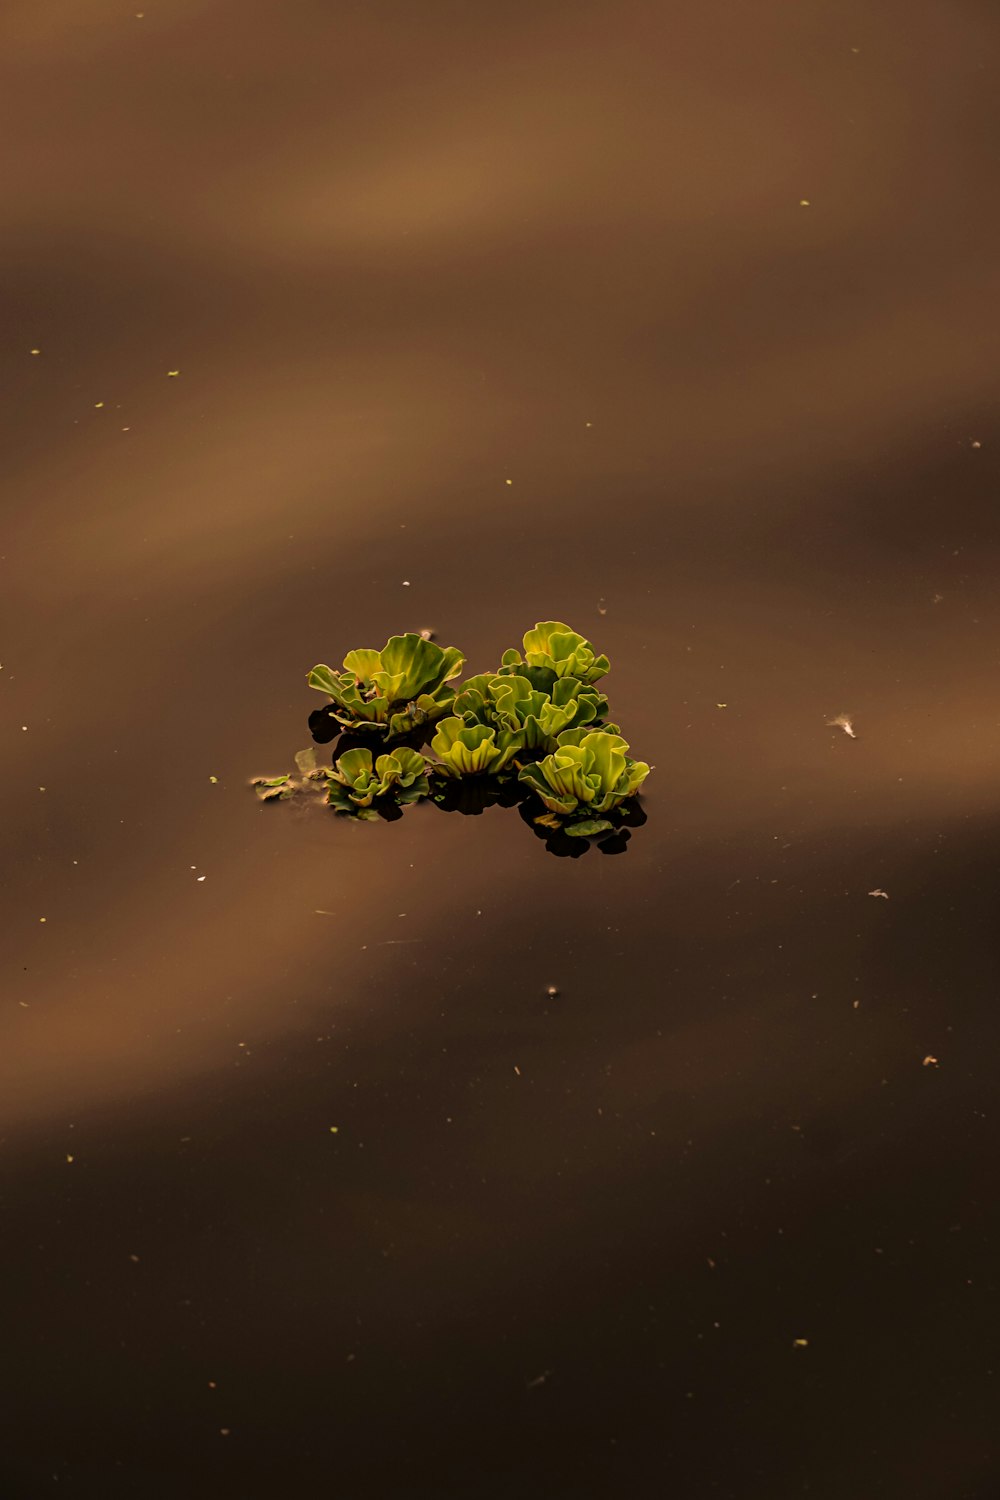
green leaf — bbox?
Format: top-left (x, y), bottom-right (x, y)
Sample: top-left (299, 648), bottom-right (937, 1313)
top-left (517, 762), bottom-right (579, 814)
top-left (307, 664), bottom-right (342, 696)
top-left (564, 818), bottom-right (614, 838)
top-left (342, 648), bottom-right (382, 684)
top-left (372, 634), bottom-right (466, 702)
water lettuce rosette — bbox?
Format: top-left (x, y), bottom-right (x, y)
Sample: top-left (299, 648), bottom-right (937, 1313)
top-left (324, 746), bottom-right (429, 815)
top-left (429, 717), bottom-right (523, 777)
top-left (498, 622), bottom-right (610, 687)
top-left (452, 671), bottom-right (611, 751)
top-left (308, 633), bottom-right (465, 738)
top-left (517, 728), bottom-right (649, 835)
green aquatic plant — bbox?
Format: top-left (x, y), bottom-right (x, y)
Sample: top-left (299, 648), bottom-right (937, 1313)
top-left (452, 671), bottom-right (611, 751)
top-left (499, 621), bottom-right (610, 686)
top-left (517, 728), bottom-right (650, 834)
top-left (324, 746), bottom-right (429, 816)
top-left (491, 673), bottom-right (611, 748)
top-left (308, 633), bottom-right (465, 738)
top-left (429, 717), bottom-right (522, 777)
top-left (258, 619), bottom-right (649, 852)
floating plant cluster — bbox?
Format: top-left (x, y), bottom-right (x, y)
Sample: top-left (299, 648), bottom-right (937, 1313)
top-left (254, 623), bottom-right (650, 856)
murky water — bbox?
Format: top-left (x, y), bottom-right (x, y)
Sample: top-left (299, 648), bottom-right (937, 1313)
top-left (3, 2), bottom-right (1000, 1495)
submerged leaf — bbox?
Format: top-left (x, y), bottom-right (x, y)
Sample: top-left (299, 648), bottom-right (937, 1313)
top-left (564, 818), bottom-right (614, 838)
top-left (294, 746), bottom-right (320, 777)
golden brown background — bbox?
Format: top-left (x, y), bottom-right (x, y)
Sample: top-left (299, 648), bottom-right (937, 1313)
top-left (2, 2), bottom-right (999, 1495)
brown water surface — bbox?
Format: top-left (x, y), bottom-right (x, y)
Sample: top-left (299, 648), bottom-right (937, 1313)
top-left (2, 2), bottom-right (1000, 1496)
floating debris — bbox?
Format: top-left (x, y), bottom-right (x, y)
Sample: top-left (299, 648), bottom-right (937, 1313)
top-left (827, 714), bottom-right (856, 738)
top-left (252, 773), bottom-right (294, 802)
